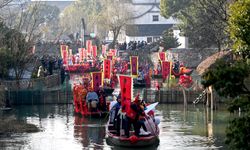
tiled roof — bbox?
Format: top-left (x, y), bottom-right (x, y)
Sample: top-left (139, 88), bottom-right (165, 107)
top-left (126, 24), bottom-right (173, 36)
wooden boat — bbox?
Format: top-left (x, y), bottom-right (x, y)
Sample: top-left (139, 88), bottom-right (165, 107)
top-left (65, 64), bottom-right (100, 73)
top-left (106, 117), bottom-right (160, 147)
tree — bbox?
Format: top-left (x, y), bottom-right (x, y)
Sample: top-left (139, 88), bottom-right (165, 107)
top-left (160, 0), bottom-right (230, 50)
top-left (60, 0), bottom-right (102, 40)
top-left (160, 28), bottom-right (180, 50)
top-left (201, 0), bottom-right (250, 149)
top-left (0, 2), bottom-right (57, 82)
top-left (0, 0), bottom-right (12, 9)
top-left (98, 0), bottom-right (132, 48)
top-left (228, 0), bottom-right (250, 59)
top-left (60, 0), bottom-right (132, 48)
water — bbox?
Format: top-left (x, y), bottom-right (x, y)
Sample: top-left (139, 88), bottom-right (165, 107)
top-left (0, 104), bottom-right (229, 150)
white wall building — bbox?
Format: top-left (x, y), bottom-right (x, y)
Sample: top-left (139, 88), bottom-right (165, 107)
top-left (125, 0), bottom-right (188, 48)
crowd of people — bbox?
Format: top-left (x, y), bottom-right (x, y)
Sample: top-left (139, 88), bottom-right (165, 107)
top-left (117, 41), bottom-right (148, 51)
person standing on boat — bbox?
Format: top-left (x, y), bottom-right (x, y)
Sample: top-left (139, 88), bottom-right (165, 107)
top-left (125, 95), bottom-right (149, 137)
top-left (97, 88), bottom-right (107, 111)
top-left (109, 94), bottom-right (121, 134)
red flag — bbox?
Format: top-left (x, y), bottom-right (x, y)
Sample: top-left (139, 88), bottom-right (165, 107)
top-left (92, 72), bottom-right (102, 92)
top-left (92, 45), bottom-right (97, 58)
top-left (162, 61), bottom-right (171, 80)
top-left (119, 75), bottom-right (133, 112)
top-left (60, 45), bottom-right (68, 58)
top-left (62, 49), bottom-right (68, 65)
top-left (82, 48), bottom-right (86, 60)
top-left (103, 59), bottom-right (112, 79)
top-left (130, 56), bottom-right (138, 77)
top-left (159, 52), bottom-right (166, 61)
top-left (86, 40), bottom-right (92, 55)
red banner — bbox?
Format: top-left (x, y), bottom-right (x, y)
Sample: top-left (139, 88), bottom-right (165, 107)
top-left (162, 61), bottom-right (171, 80)
top-left (130, 56), bottom-right (138, 77)
top-left (159, 52), bottom-right (166, 61)
top-left (86, 40), bottom-right (92, 55)
top-left (60, 45), bottom-right (68, 59)
top-left (92, 72), bottom-right (102, 92)
top-left (103, 59), bottom-right (111, 79)
top-left (119, 75), bottom-right (133, 112)
top-left (92, 45), bottom-right (97, 58)
top-left (62, 49), bottom-right (68, 65)
top-left (82, 48), bottom-right (86, 60)
top-left (102, 45), bottom-right (107, 55)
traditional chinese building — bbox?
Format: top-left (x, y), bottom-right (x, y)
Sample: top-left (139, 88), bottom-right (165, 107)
top-left (125, 0), bottom-right (188, 48)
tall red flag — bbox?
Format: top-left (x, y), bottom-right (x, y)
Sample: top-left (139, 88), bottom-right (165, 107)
top-left (159, 52), bottom-right (166, 61)
top-left (86, 40), bottom-right (92, 55)
top-left (103, 59), bottom-right (111, 79)
top-left (162, 61), bottom-right (171, 80)
top-left (82, 48), bottom-right (86, 60)
top-left (119, 75), bottom-right (133, 112)
top-left (130, 56), bottom-right (138, 77)
top-left (92, 45), bottom-right (97, 58)
top-left (92, 72), bottom-right (102, 92)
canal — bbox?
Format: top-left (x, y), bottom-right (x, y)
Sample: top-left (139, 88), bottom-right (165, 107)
top-left (0, 104), bottom-right (229, 150)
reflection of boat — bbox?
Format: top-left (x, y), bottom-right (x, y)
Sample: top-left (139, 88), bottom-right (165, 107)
top-left (106, 116), bottom-right (160, 147)
top-left (73, 85), bottom-right (110, 118)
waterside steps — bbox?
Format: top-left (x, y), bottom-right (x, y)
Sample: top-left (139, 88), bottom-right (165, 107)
top-left (193, 90), bottom-right (207, 104)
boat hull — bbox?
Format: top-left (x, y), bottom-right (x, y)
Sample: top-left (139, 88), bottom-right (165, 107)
top-left (106, 133), bottom-right (159, 147)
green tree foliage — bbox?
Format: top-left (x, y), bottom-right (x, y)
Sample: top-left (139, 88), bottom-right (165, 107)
top-left (202, 60), bottom-right (250, 98)
top-left (228, 0), bottom-right (250, 59)
top-left (160, 0), bottom-right (229, 50)
top-left (201, 0), bottom-right (250, 149)
top-left (160, 28), bottom-right (180, 50)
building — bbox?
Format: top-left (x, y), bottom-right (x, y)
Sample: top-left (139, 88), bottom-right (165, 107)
top-left (125, 0), bottom-right (188, 48)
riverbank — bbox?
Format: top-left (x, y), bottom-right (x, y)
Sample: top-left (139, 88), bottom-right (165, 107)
top-left (0, 117), bottom-right (39, 135)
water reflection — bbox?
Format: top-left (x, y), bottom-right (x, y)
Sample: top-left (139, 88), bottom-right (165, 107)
top-left (73, 114), bottom-right (106, 149)
top-left (0, 104), bottom-right (229, 150)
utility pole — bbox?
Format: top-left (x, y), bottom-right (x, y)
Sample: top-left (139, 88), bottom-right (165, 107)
top-left (81, 18), bottom-right (85, 48)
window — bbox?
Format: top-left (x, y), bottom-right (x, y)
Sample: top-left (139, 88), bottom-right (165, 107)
top-left (152, 15), bottom-right (159, 21)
